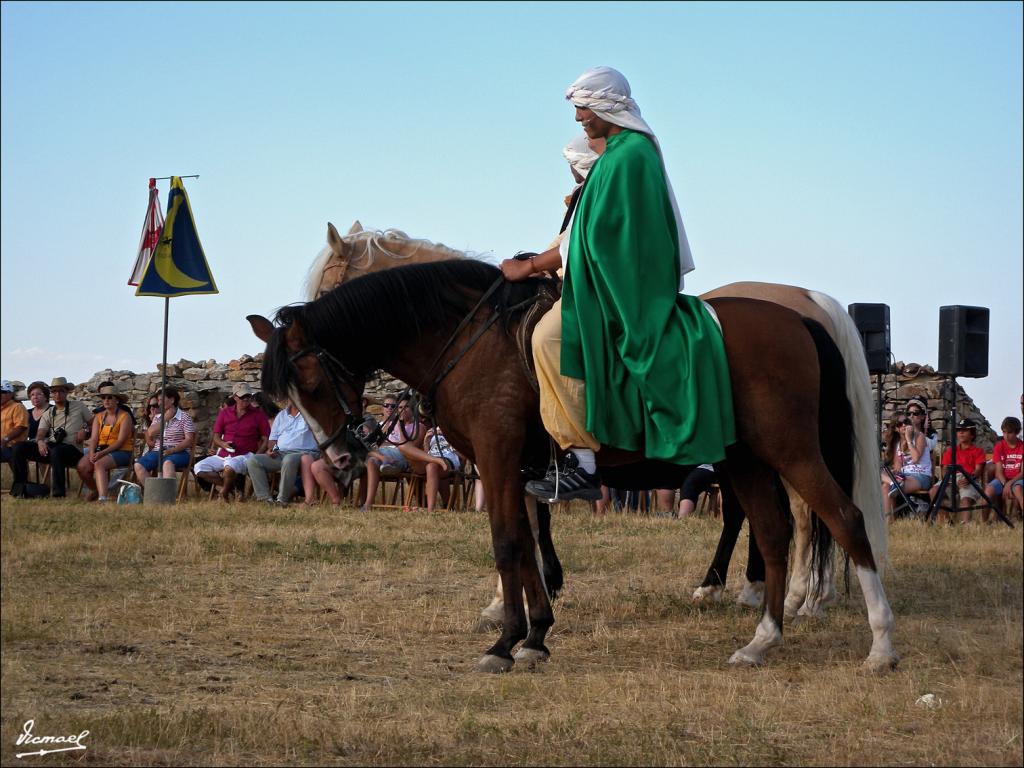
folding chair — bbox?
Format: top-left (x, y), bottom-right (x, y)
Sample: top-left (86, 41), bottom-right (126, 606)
top-left (177, 443), bottom-right (201, 501)
top-left (403, 471), bottom-right (427, 510)
top-left (373, 466), bottom-right (408, 508)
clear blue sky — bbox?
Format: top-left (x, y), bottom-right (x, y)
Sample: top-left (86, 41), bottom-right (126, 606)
top-left (2, 1), bottom-right (1021, 426)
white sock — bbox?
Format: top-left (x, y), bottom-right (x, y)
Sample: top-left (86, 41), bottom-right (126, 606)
top-left (570, 448), bottom-right (596, 474)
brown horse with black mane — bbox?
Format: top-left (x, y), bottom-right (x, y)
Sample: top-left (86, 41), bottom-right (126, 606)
top-left (249, 259), bottom-right (899, 673)
top-left (307, 222), bottom-right (885, 620)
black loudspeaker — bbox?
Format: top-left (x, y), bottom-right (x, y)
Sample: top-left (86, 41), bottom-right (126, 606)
top-left (938, 305), bottom-right (989, 378)
top-left (848, 303), bottom-right (891, 374)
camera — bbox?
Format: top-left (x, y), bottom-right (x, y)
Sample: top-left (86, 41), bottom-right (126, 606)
top-left (51, 427), bottom-right (67, 444)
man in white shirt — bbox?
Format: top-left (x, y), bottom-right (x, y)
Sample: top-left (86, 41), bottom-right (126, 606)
top-left (247, 399), bottom-right (319, 505)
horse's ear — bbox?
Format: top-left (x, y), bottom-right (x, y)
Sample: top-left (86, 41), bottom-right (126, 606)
top-left (247, 314), bottom-right (275, 343)
top-left (326, 222), bottom-right (350, 260)
top-left (347, 220), bottom-right (363, 235)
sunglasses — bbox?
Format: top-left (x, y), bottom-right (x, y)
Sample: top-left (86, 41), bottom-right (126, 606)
top-left (148, 403), bottom-right (160, 409)
top-left (237, 394), bottom-right (252, 400)
top-left (383, 403), bottom-right (396, 409)
top-left (906, 411), bottom-right (924, 417)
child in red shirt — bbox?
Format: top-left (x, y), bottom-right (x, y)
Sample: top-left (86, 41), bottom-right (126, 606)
top-left (931, 418), bottom-right (987, 524)
top-left (984, 416), bottom-right (1023, 522)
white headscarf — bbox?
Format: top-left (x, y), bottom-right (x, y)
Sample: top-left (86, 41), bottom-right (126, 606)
top-left (562, 66), bottom-right (694, 289)
top-left (562, 134), bottom-right (598, 179)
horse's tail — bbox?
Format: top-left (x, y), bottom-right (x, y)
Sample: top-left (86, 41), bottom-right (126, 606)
top-left (806, 291), bottom-right (889, 575)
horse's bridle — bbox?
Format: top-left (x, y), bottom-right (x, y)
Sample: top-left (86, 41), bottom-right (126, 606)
top-left (288, 345), bottom-right (377, 455)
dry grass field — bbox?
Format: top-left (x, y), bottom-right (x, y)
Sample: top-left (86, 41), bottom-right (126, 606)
top-left (1, 496), bottom-right (1021, 766)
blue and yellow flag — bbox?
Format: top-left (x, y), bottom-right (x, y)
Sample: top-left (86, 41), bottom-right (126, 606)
top-left (136, 176), bottom-right (218, 297)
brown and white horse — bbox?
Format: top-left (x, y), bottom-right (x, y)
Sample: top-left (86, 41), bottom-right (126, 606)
top-left (305, 223), bottom-right (886, 621)
top-left (250, 259), bottom-right (898, 673)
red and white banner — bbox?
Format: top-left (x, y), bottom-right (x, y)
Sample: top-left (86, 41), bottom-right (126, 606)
top-left (128, 179), bottom-right (165, 286)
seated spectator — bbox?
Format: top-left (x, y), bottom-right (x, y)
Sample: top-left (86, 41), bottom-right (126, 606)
top-left (905, 397), bottom-right (938, 453)
top-left (881, 407), bottom-right (933, 520)
top-left (11, 377), bottom-right (92, 498)
top-left (1, 379), bottom-right (29, 463)
top-left (421, 425), bottom-right (461, 512)
top-left (134, 385), bottom-right (196, 483)
top-left (23, 381), bottom-right (51, 443)
top-left (676, 463), bottom-right (717, 519)
top-left (247, 398), bottom-right (319, 505)
top-left (985, 416), bottom-right (1023, 522)
top-left (194, 383), bottom-right (270, 501)
top-left (360, 396), bottom-right (424, 512)
top-left (140, 393), bottom-right (162, 451)
top-left (930, 418), bottom-right (987, 525)
top-left (77, 383), bottom-right (134, 502)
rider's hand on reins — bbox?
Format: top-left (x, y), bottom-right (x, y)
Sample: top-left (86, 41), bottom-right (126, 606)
top-left (500, 257), bottom-right (535, 282)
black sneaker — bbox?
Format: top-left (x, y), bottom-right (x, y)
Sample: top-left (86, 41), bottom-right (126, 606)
top-left (524, 453), bottom-right (601, 503)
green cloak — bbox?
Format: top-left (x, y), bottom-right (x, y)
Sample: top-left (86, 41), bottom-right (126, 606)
top-left (560, 129), bottom-right (736, 465)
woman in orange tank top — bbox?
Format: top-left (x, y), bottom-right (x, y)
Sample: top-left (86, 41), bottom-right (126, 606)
top-left (77, 384), bottom-right (134, 502)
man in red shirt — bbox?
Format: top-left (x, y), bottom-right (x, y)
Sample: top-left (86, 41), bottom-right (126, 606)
top-left (194, 383), bottom-right (270, 501)
top-left (985, 416), bottom-right (1023, 522)
top-left (931, 418), bottom-right (987, 524)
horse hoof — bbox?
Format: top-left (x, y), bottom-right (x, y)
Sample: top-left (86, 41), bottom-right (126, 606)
top-left (472, 616), bottom-right (502, 634)
top-left (863, 652), bottom-right (900, 675)
top-left (727, 649), bottom-right (764, 667)
top-left (692, 585), bottom-right (725, 603)
top-left (513, 647), bottom-right (550, 668)
top-left (796, 604), bottom-right (827, 619)
top-left (735, 581), bottom-right (765, 609)
top-left (475, 654), bottom-right (514, 674)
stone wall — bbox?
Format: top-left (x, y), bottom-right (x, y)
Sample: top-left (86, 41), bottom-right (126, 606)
top-left (10, 357), bottom-right (1000, 456)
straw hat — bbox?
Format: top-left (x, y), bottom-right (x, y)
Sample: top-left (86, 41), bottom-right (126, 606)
top-left (97, 383), bottom-right (128, 403)
top-left (49, 376), bottom-right (74, 391)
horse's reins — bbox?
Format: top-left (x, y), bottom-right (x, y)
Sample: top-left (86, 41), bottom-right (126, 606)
top-left (417, 274), bottom-right (548, 410)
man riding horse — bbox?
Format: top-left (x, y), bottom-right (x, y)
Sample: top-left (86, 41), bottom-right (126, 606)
top-left (501, 66), bottom-right (735, 501)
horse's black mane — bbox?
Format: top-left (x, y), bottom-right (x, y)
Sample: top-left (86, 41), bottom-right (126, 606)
top-left (262, 259), bottom-right (549, 400)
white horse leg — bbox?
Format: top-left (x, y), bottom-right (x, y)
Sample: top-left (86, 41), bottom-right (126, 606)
top-left (692, 584), bottom-right (726, 603)
top-left (855, 565), bottom-right (899, 673)
top-left (798, 555), bottom-right (838, 618)
top-left (784, 485), bottom-right (812, 619)
top-left (477, 577), bottom-right (505, 630)
top-left (735, 579), bottom-right (765, 608)
top-left (728, 612), bottom-right (783, 666)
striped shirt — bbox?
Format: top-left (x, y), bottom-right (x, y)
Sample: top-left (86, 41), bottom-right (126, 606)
top-left (154, 408), bottom-right (196, 452)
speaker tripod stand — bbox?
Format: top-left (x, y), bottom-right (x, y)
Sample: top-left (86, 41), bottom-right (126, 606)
top-left (925, 378), bottom-right (1013, 528)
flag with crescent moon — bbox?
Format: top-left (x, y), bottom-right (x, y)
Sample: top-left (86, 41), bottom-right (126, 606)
top-left (128, 179), bottom-right (164, 286)
top-left (135, 176), bottom-right (218, 297)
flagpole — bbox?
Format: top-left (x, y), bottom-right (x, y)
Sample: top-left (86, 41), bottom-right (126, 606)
top-left (157, 296), bottom-right (169, 473)
top-left (134, 174), bottom-right (216, 505)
